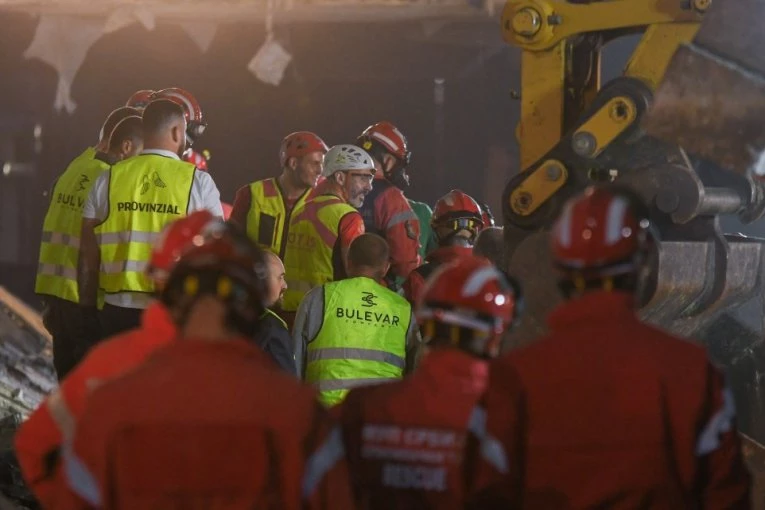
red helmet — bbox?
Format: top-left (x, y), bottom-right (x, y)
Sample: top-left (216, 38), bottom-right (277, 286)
top-left (432, 190), bottom-right (484, 242)
top-left (358, 121), bottom-right (411, 165)
top-left (125, 89), bottom-right (155, 110)
top-left (480, 203), bottom-right (496, 228)
top-left (147, 210), bottom-right (216, 281)
top-left (153, 87), bottom-right (206, 142)
top-left (279, 131), bottom-right (328, 168)
top-left (182, 148), bottom-right (210, 171)
top-left (161, 221), bottom-right (268, 326)
top-left (416, 255), bottom-right (518, 358)
top-left (551, 186), bottom-right (652, 280)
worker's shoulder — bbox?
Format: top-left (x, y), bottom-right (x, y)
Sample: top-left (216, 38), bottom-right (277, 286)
top-left (408, 199), bottom-right (433, 215)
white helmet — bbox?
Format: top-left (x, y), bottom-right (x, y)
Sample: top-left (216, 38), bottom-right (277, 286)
top-left (322, 144), bottom-right (375, 177)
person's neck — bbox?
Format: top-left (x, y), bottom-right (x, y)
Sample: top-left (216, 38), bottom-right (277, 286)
top-left (321, 180), bottom-right (347, 202)
top-left (181, 298), bottom-right (233, 341)
top-left (142, 137), bottom-right (178, 154)
top-left (349, 269), bottom-right (383, 281)
top-left (278, 172), bottom-right (308, 201)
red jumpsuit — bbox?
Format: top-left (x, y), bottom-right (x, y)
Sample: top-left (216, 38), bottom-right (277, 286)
top-left (471, 291), bottom-right (752, 509)
top-left (14, 302), bottom-right (175, 508)
top-left (358, 177), bottom-right (420, 281)
top-left (57, 339), bottom-right (354, 510)
top-left (339, 348), bottom-right (495, 509)
top-left (403, 245), bottom-right (473, 304)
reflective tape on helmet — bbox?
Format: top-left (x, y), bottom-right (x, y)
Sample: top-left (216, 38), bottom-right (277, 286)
top-left (302, 426), bottom-right (346, 498)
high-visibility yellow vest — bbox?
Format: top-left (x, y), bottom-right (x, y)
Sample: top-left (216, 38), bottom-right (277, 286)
top-left (282, 194), bottom-right (356, 312)
top-left (305, 277), bottom-right (411, 407)
top-left (96, 154), bottom-right (195, 296)
top-left (246, 178), bottom-right (311, 257)
top-left (35, 147), bottom-right (109, 303)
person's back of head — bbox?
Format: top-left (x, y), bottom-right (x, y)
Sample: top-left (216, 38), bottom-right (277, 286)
top-left (347, 233), bottom-right (390, 281)
top-left (416, 255), bottom-right (520, 359)
top-left (160, 221), bottom-right (268, 339)
top-left (97, 106), bottom-right (141, 151)
top-left (473, 226), bottom-right (505, 268)
top-left (551, 185), bottom-right (655, 301)
top-left (108, 116), bottom-right (143, 161)
top-left (142, 99), bottom-right (187, 155)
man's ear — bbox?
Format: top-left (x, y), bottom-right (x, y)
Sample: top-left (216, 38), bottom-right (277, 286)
top-left (287, 156), bottom-right (299, 171)
top-left (120, 140), bottom-right (133, 159)
top-left (334, 172), bottom-right (346, 187)
top-left (171, 123), bottom-right (183, 145)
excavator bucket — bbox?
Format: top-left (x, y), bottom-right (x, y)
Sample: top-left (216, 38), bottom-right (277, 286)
top-left (643, 0), bottom-right (765, 175)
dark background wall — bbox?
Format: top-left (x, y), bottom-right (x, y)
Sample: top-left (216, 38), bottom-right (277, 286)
top-left (0, 10), bottom-right (520, 306)
top-left (0, 10), bottom-right (755, 307)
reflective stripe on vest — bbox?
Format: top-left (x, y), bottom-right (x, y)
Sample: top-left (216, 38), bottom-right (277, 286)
top-left (35, 147), bottom-right (109, 303)
top-left (96, 154), bottom-right (194, 295)
top-left (282, 194), bottom-right (356, 312)
top-left (246, 178), bottom-right (310, 257)
top-left (305, 277), bottom-right (411, 407)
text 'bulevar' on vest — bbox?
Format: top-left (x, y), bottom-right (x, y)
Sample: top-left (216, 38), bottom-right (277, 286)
top-left (306, 277), bottom-right (411, 407)
top-left (96, 154), bottom-right (195, 295)
top-left (246, 178), bottom-right (310, 257)
top-left (36, 147), bottom-right (110, 303)
top-left (282, 194), bottom-right (356, 312)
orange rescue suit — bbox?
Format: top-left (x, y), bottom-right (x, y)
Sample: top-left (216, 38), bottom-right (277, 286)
top-left (339, 349), bottom-right (493, 509)
top-left (57, 339), bottom-right (354, 510)
top-left (14, 302), bottom-right (175, 508)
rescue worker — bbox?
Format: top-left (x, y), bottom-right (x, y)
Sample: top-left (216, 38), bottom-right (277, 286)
top-left (59, 223), bottom-right (354, 509)
top-left (339, 255), bottom-right (519, 509)
top-left (471, 186), bottom-right (752, 508)
top-left (281, 144), bottom-right (371, 319)
top-left (16, 211), bottom-right (214, 508)
top-left (404, 189), bottom-right (484, 305)
top-left (356, 121), bottom-right (421, 286)
top-left (408, 198), bottom-right (437, 259)
top-left (124, 89), bottom-right (155, 111)
top-left (78, 99), bottom-right (223, 340)
top-left (473, 226), bottom-right (505, 269)
top-left (293, 233), bottom-right (420, 406)
top-left (255, 251), bottom-right (296, 373)
top-left (35, 105), bottom-right (140, 379)
top-left (105, 115), bottom-right (143, 162)
top-left (230, 131), bottom-right (329, 256)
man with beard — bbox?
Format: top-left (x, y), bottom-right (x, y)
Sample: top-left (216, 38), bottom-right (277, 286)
top-left (281, 145), bottom-right (372, 325)
top-left (78, 99), bottom-right (223, 339)
top-left (231, 131), bottom-right (329, 256)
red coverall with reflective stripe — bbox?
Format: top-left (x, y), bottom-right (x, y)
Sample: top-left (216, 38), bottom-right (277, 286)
top-left (57, 339), bottom-right (354, 510)
top-left (14, 302), bottom-right (175, 508)
top-left (471, 291), bottom-right (752, 509)
top-left (403, 246), bottom-right (473, 305)
top-left (339, 348), bottom-right (496, 509)
top-left (366, 178), bottom-right (421, 280)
